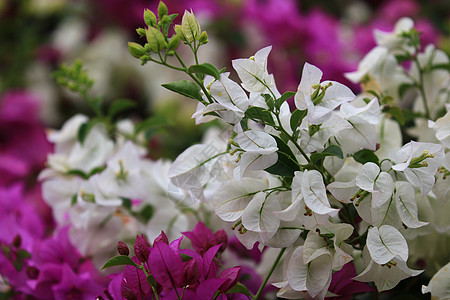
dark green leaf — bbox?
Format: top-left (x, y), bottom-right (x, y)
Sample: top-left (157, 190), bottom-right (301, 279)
top-left (13, 249), bottom-right (31, 271)
top-left (66, 169), bottom-right (89, 179)
top-left (245, 107), bottom-right (275, 126)
top-left (290, 109), bottom-right (306, 132)
top-left (162, 13), bottom-right (178, 35)
top-left (77, 118), bottom-right (101, 144)
top-left (188, 63), bottom-right (220, 80)
top-left (161, 80), bottom-right (203, 102)
top-left (180, 253), bottom-right (193, 262)
top-left (101, 255), bottom-right (138, 270)
top-left (135, 116), bottom-right (172, 134)
top-left (385, 106), bottom-right (405, 125)
top-left (398, 83), bottom-right (415, 99)
top-left (147, 274), bottom-right (157, 287)
top-left (265, 135), bottom-right (300, 176)
top-left (226, 282), bottom-right (253, 297)
top-left (108, 99), bottom-right (137, 119)
top-left (262, 94), bottom-right (274, 110)
top-left (353, 149), bottom-right (379, 165)
top-left (310, 145), bottom-right (343, 165)
top-left (275, 91), bottom-right (295, 109)
top-left (122, 198), bottom-right (132, 210)
top-left (429, 63), bottom-right (450, 72)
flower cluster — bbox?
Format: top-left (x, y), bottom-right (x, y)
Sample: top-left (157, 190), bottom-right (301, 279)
top-left (101, 224), bottom-right (246, 299)
top-left (124, 4), bottom-right (449, 299)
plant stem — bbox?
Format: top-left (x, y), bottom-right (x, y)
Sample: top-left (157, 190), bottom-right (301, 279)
top-left (252, 247), bottom-right (286, 300)
top-left (413, 57), bottom-right (431, 119)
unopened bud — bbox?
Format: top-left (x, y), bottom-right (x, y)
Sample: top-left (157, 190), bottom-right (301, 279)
top-left (26, 266), bottom-right (40, 279)
top-left (136, 28), bottom-right (146, 37)
top-left (184, 259), bottom-right (200, 285)
top-left (168, 34), bottom-right (180, 50)
top-left (128, 42), bottom-right (146, 59)
top-left (157, 1), bottom-right (168, 19)
top-left (146, 27), bottom-right (167, 52)
top-left (174, 25), bottom-right (187, 42)
top-left (12, 234), bottom-right (21, 248)
top-left (199, 31), bottom-right (208, 45)
top-left (117, 241), bottom-right (129, 256)
top-left (144, 9), bottom-right (157, 27)
top-left (181, 10), bottom-right (201, 43)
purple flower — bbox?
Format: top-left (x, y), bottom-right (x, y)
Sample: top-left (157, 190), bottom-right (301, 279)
top-left (183, 222), bottom-right (228, 255)
top-left (326, 262), bottom-right (375, 300)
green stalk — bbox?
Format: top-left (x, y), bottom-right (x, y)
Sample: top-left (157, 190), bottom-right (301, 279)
top-left (252, 247), bottom-right (286, 300)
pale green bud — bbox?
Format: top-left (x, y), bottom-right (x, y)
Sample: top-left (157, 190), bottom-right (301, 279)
top-left (128, 42), bottom-right (146, 58)
top-left (199, 31), bottom-right (208, 45)
top-left (174, 24), bottom-right (187, 42)
top-left (146, 27), bottom-right (167, 52)
top-left (143, 9), bottom-right (157, 27)
top-left (157, 1), bottom-right (168, 19)
top-left (168, 34), bottom-right (180, 50)
top-left (136, 27), bottom-right (146, 37)
top-left (181, 10), bottom-right (201, 43)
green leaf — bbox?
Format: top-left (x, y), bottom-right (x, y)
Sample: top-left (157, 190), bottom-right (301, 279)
top-left (245, 107), bottom-right (275, 126)
top-left (384, 106), bottom-right (405, 125)
top-left (66, 169), bottom-right (89, 179)
top-left (122, 198), bottom-right (132, 210)
top-left (135, 116), bottom-right (172, 134)
top-left (180, 253), bottom-right (193, 262)
top-left (226, 282), bottom-right (253, 297)
top-left (108, 99), bottom-right (137, 119)
top-left (310, 145), bottom-right (343, 165)
top-left (353, 149), bottom-right (379, 165)
top-left (188, 63), bottom-right (220, 80)
top-left (77, 118), bottom-right (101, 144)
top-left (398, 83), bottom-right (415, 99)
top-left (161, 80), bottom-right (203, 102)
top-left (290, 109), bottom-right (307, 132)
top-left (429, 63), bottom-right (450, 72)
top-left (275, 91), bottom-right (295, 109)
top-left (146, 27), bottom-right (167, 52)
top-left (13, 249), bottom-right (31, 271)
top-left (262, 94), bottom-right (274, 110)
top-left (162, 13), bottom-right (178, 35)
top-left (265, 135), bottom-right (300, 177)
top-left (101, 255), bottom-right (138, 270)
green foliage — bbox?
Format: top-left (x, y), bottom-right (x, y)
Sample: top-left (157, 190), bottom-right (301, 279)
top-left (188, 63), bottom-right (220, 80)
top-left (162, 80), bottom-right (204, 102)
top-left (245, 107), bottom-right (275, 126)
top-left (275, 91), bottom-right (295, 110)
top-left (101, 255), bottom-right (138, 270)
top-left (290, 109), bottom-right (307, 132)
top-left (265, 135), bottom-right (300, 177)
top-left (108, 99), bottom-right (137, 120)
top-left (353, 149), bottom-right (380, 165)
top-left (310, 145), bottom-right (344, 165)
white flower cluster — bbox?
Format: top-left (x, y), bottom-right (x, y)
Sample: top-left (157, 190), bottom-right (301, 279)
top-left (167, 17), bottom-right (449, 299)
top-left (39, 115), bottom-right (191, 264)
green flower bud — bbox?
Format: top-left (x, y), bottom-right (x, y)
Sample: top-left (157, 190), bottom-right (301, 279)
top-left (128, 42), bottom-right (146, 58)
top-left (143, 9), bottom-right (157, 27)
top-left (157, 1), bottom-right (168, 19)
top-left (174, 24), bottom-right (187, 42)
top-left (181, 10), bottom-right (201, 43)
top-left (146, 27), bottom-right (167, 52)
top-left (136, 27), bottom-right (146, 37)
top-left (199, 31), bottom-right (208, 45)
top-left (168, 34), bottom-right (180, 50)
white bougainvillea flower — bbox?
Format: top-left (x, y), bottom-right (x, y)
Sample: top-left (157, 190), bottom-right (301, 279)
top-left (338, 98), bottom-right (380, 153)
top-left (232, 46), bottom-right (275, 93)
top-left (394, 181), bottom-right (429, 228)
top-left (210, 73), bottom-right (249, 114)
top-left (429, 107), bottom-right (450, 148)
top-left (355, 162), bottom-right (394, 208)
top-left (355, 247), bottom-right (422, 292)
top-left (213, 178), bottom-right (269, 222)
top-left (367, 225), bottom-right (408, 265)
top-left (299, 113), bottom-right (351, 153)
top-left (422, 261), bottom-right (450, 299)
top-left (168, 144), bottom-right (222, 202)
top-left (295, 63), bottom-right (355, 125)
top-left (241, 191), bottom-right (281, 240)
top-left (48, 124), bottom-right (114, 174)
top-left (392, 141), bottom-right (444, 196)
top-left (286, 245), bottom-right (333, 298)
top-left (301, 170), bottom-right (340, 216)
top-left (374, 17), bottom-right (415, 53)
top-left (192, 102), bottom-right (243, 125)
top-left (235, 130), bottom-right (278, 154)
top-left (47, 114), bottom-right (89, 153)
